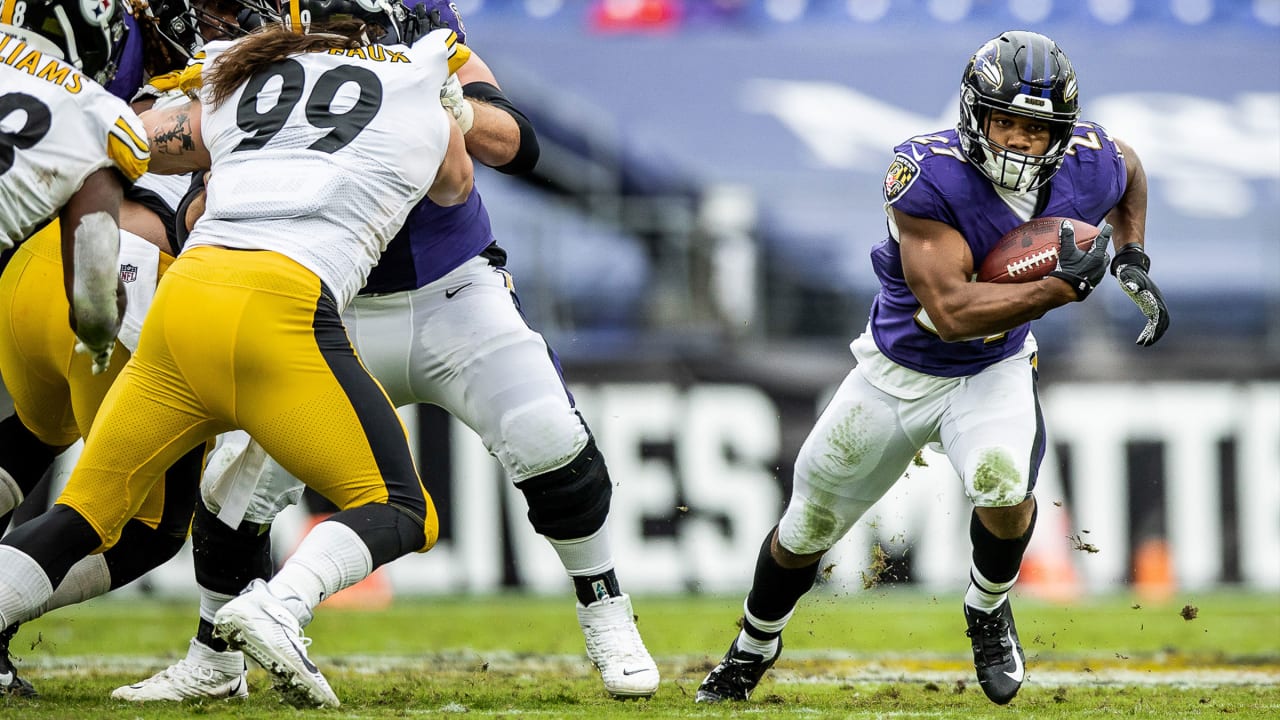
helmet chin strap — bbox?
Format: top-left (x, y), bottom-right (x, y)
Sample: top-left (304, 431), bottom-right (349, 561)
top-left (51, 5), bottom-right (84, 68)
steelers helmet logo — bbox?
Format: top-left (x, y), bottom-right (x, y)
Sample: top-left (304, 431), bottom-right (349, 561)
top-left (81, 0), bottom-right (116, 27)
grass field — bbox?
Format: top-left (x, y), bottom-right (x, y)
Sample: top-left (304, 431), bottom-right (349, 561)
top-left (4, 589), bottom-right (1278, 719)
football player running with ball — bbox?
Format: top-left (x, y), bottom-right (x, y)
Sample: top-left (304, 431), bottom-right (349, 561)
top-left (696, 30), bottom-right (1169, 706)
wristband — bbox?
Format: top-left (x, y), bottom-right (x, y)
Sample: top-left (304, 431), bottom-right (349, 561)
top-left (1048, 269), bottom-right (1093, 301)
top-left (1110, 243), bottom-right (1149, 276)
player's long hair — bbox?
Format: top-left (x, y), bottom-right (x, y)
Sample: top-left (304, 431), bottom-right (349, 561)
top-left (204, 21), bottom-right (375, 106)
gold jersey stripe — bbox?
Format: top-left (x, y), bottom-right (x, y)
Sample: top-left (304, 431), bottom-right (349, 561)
top-left (107, 126), bottom-right (150, 182)
top-left (446, 36), bottom-right (471, 75)
top-left (112, 116), bottom-right (148, 151)
top-left (0, 0), bottom-right (16, 25)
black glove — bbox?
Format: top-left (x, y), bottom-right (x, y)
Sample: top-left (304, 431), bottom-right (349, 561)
top-left (407, 6), bottom-right (449, 35)
top-left (1048, 220), bottom-right (1111, 301)
top-left (1111, 243), bottom-right (1170, 346)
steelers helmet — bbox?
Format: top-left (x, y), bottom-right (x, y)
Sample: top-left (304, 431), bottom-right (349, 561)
top-left (282, 0), bottom-right (414, 45)
top-left (0, 0), bottom-right (129, 85)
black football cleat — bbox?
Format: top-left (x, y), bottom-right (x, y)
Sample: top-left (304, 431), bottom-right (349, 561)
top-left (0, 623), bottom-right (37, 697)
top-left (964, 600), bottom-right (1025, 705)
top-left (694, 637), bottom-right (781, 703)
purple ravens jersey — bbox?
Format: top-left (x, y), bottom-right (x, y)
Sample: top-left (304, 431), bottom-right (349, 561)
top-left (870, 123), bottom-right (1127, 377)
top-left (362, 186), bottom-right (495, 293)
top-left (362, 0), bottom-right (492, 294)
top-left (105, 13), bottom-right (144, 101)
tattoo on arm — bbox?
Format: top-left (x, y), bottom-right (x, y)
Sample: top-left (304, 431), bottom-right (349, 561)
top-left (152, 110), bottom-right (197, 156)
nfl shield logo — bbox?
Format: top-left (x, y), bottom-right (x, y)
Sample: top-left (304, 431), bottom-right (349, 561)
top-left (119, 263), bottom-right (138, 283)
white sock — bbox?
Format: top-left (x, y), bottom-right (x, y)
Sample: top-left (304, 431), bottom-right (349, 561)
top-left (20, 554), bottom-right (111, 623)
top-left (0, 546), bottom-right (54, 629)
top-left (965, 564), bottom-right (1018, 613)
top-left (188, 636), bottom-right (245, 674)
top-left (547, 524), bottom-right (614, 576)
top-left (735, 630), bottom-right (779, 659)
top-left (267, 520), bottom-right (372, 626)
top-left (735, 602), bottom-right (792, 658)
top-left (199, 586), bottom-right (237, 625)
top-left (0, 469), bottom-right (21, 516)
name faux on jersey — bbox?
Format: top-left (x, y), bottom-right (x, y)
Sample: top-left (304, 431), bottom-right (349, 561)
top-left (0, 34), bottom-right (87, 93)
top-left (871, 122), bottom-right (1126, 377)
top-left (324, 45), bottom-right (411, 62)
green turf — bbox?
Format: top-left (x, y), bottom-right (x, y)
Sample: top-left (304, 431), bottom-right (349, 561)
top-left (5, 589), bottom-right (1279, 719)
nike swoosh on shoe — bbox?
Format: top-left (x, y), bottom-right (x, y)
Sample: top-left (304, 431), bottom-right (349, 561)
top-left (1003, 629), bottom-right (1024, 683)
top-left (286, 635), bottom-right (320, 674)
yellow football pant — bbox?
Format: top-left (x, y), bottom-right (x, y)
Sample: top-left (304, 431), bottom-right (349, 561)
top-left (0, 223), bottom-right (183, 532)
top-left (56, 246), bottom-right (437, 551)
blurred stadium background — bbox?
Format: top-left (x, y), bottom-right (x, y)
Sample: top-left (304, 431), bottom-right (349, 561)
top-left (17, 0), bottom-right (1280, 607)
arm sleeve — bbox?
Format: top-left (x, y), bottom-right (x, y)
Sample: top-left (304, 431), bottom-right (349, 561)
top-left (463, 81), bottom-right (540, 175)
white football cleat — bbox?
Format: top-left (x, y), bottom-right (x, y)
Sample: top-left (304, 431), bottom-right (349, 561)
top-left (112, 638), bottom-right (248, 702)
top-left (577, 593), bottom-right (659, 698)
top-left (213, 580), bottom-right (339, 708)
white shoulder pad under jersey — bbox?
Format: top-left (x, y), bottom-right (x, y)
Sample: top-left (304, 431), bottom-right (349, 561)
top-left (185, 30), bottom-right (460, 309)
top-left (0, 35), bottom-right (149, 248)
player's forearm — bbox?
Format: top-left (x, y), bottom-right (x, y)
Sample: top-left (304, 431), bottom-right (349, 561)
top-left (921, 281), bottom-right (1075, 342)
top-left (428, 117), bottom-right (475, 207)
top-left (60, 170), bottom-right (125, 346)
top-left (461, 100), bottom-right (521, 167)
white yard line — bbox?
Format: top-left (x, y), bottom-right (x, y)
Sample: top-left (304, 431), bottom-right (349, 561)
top-left (20, 652), bottom-right (1280, 688)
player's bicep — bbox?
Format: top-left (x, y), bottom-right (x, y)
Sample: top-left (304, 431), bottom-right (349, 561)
top-left (140, 101), bottom-right (210, 174)
top-left (456, 51), bottom-right (497, 86)
top-left (1107, 136), bottom-right (1148, 249)
top-left (894, 208), bottom-right (974, 304)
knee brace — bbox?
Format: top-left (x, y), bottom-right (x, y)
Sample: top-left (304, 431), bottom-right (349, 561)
top-left (103, 518), bottom-right (189, 590)
top-left (515, 438), bottom-right (612, 541)
top-left (192, 501), bottom-right (273, 596)
top-left (329, 502), bottom-right (428, 567)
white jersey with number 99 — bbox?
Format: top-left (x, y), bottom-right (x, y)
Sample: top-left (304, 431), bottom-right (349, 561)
top-left (186, 28), bottom-right (462, 309)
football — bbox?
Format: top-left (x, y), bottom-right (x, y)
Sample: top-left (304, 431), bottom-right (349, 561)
top-left (977, 217), bottom-right (1100, 283)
